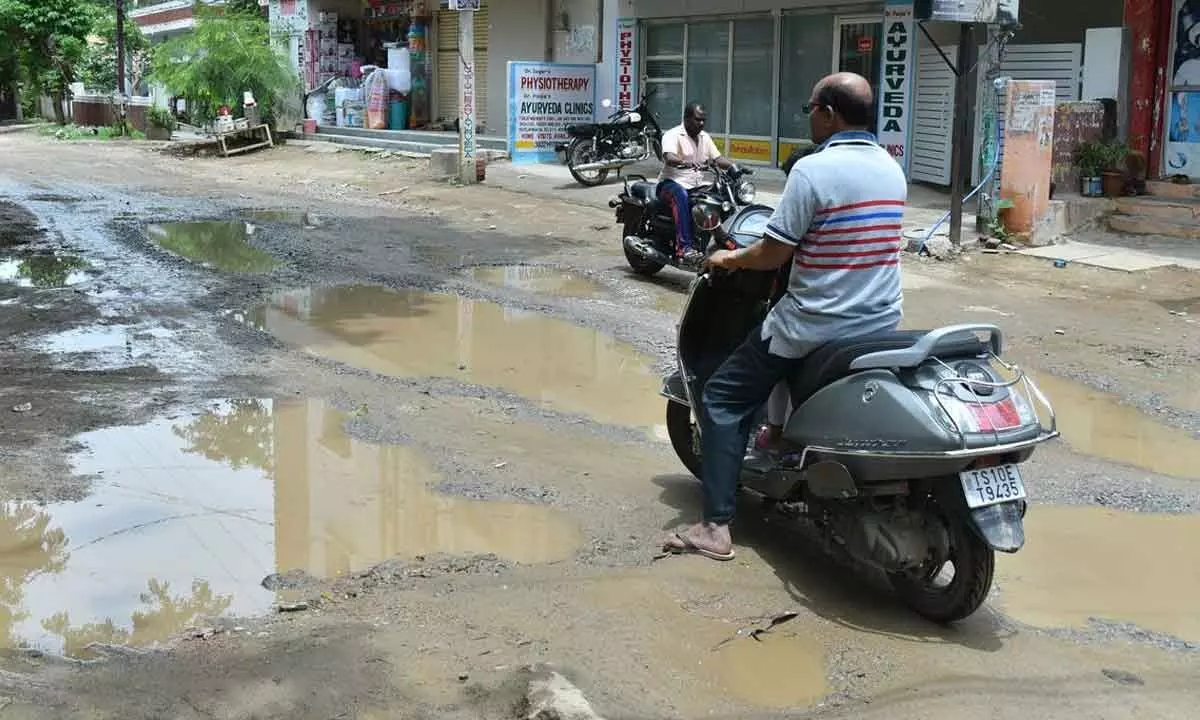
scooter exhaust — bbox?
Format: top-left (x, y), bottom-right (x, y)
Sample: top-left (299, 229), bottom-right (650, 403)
top-left (623, 235), bottom-right (671, 265)
top-left (571, 158), bottom-right (633, 172)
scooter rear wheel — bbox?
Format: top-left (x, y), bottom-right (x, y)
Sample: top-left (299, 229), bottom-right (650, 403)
top-left (889, 513), bottom-right (995, 623)
top-left (665, 399), bottom-right (702, 479)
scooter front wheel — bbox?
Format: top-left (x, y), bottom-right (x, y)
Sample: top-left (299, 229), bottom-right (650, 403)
top-left (889, 512), bottom-right (995, 623)
top-left (665, 400), bottom-right (702, 479)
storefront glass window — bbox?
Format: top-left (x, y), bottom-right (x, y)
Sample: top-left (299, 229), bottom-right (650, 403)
top-left (836, 19), bottom-right (883, 133)
top-left (685, 22), bottom-right (729, 134)
top-left (645, 23), bottom-right (684, 127)
top-left (778, 13), bottom-right (834, 141)
top-left (730, 19), bottom-right (774, 137)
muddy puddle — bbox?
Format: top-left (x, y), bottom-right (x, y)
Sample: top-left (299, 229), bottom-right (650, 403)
top-left (995, 505), bottom-right (1200, 643)
top-left (0, 253), bottom-right (89, 288)
top-left (1157, 296), bottom-right (1199, 315)
top-left (1027, 371), bottom-right (1200, 480)
top-left (3, 397), bottom-right (578, 658)
top-left (470, 265), bottom-right (603, 298)
top-left (589, 577), bottom-right (827, 710)
top-left (241, 209), bottom-right (324, 228)
top-left (247, 286), bottom-right (665, 431)
top-left (145, 221), bottom-right (277, 272)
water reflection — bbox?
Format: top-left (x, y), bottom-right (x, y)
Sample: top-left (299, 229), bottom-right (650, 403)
top-left (0, 254), bottom-right (89, 288)
top-left (246, 286), bottom-right (664, 431)
top-left (0, 398), bottom-right (577, 656)
top-left (145, 221), bottom-right (277, 272)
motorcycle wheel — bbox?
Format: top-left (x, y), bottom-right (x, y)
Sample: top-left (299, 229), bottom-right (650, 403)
top-left (889, 511), bottom-right (995, 623)
top-left (567, 138), bottom-right (610, 187)
top-left (651, 137), bottom-right (663, 161)
top-left (666, 399), bottom-right (702, 480)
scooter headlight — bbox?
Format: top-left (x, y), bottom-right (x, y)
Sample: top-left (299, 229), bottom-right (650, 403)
top-left (736, 179), bottom-right (756, 204)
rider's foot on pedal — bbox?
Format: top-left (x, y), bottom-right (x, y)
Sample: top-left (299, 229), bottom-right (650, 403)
top-left (678, 248), bottom-right (704, 267)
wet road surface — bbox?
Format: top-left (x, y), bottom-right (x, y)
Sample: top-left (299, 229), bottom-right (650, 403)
top-left (1, 131), bottom-right (1199, 718)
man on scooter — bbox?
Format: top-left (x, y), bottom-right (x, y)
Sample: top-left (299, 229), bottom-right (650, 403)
top-left (658, 102), bottom-right (739, 268)
top-left (664, 72), bottom-right (907, 561)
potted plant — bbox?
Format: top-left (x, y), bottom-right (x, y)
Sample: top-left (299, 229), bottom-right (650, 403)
top-left (1074, 140), bottom-right (1105, 196)
top-left (147, 106), bottom-right (176, 141)
top-left (1098, 139), bottom-right (1130, 198)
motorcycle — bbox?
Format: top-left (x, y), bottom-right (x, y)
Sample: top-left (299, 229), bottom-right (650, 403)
top-left (558, 92), bottom-right (664, 187)
top-left (660, 209), bottom-right (1060, 622)
top-left (610, 160), bottom-right (758, 276)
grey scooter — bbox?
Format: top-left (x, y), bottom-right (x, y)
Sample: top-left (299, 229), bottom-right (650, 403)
top-left (661, 206), bottom-right (1059, 622)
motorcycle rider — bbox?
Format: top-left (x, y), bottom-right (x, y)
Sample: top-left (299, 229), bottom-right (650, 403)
top-left (658, 102), bottom-right (738, 267)
top-left (664, 72), bottom-right (907, 561)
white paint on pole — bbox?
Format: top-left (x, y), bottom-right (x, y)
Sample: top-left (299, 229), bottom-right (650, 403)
top-left (455, 2), bottom-right (478, 184)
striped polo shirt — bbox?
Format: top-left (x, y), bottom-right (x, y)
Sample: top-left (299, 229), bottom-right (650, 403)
top-left (760, 130), bottom-right (907, 358)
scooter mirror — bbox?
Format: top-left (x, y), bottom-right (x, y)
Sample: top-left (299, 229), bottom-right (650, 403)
top-left (601, 98), bottom-right (612, 108)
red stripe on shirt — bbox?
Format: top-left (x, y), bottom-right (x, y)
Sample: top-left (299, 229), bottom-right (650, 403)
top-left (799, 245), bottom-right (901, 259)
top-left (795, 258), bottom-right (900, 270)
top-left (806, 234), bottom-right (903, 247)
top-left (808, 223), bottom-right (903, 236)
top-left (813, 199), bottom-right (906, 217)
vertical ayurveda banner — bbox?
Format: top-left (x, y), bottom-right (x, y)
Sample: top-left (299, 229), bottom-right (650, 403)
top-left (507, 62), bottom-right (597, 164)
top-left (614, 18), bottom-right (639, 112)
top-left (877, 0), bottom-right (916, 174)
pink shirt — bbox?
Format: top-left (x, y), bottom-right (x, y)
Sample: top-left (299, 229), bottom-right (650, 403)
top-left (658, 124), bottom-right (722, 189)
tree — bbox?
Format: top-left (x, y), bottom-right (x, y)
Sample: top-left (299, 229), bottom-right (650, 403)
top-left (77, 10), bottom-right (150, 94)
top-left (0, 0), bottom-right (99, 123)
top-left (149, 5), bottom-right (297, 126)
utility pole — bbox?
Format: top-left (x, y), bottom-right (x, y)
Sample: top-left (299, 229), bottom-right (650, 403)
top-left (115, 0), bottom-right (128, 133)
top-left (453, 0), bottom-right (478, 184)
top-left (947, 22), bottom-right (978, 246)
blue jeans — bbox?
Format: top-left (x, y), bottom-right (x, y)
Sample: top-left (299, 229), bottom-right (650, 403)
top-left (699, 327), bottom-right (806, 524)
top-left (656, 179), bottom-right (694, 255)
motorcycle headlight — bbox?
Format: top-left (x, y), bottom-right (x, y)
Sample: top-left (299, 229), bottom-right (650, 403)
top-left (736, 180), bottom-right (756, 204)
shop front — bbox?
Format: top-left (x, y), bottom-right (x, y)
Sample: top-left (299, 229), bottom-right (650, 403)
top-left (1163, 0), bottom-right (1200, 177)
top-left (637, 4), bottom-right (888, 166)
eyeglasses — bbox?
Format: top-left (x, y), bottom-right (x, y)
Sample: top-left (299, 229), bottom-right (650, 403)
top-left (801, 103), bottom-right (828, 115)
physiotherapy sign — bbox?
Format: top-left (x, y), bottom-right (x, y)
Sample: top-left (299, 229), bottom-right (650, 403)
top-left (614, 18), bottom-right (638, 112)
top-left (877, 0), bottom-right (916, 174)
top-left (507, 62), bottom-right (597, 164)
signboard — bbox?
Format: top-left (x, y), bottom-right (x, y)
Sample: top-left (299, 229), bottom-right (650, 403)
top-left (877, 0), bottom-right (915, 174)
top-left (449, 0), bottom-right (480, 9)
top-left (614, 18), bottom-right (638, 111)
top-left (857, 36), bottom-right (874, 53)
top-left (913, 0), bottom-right (1018, 25)
top-left (507, 62), bottom-right (597, 164)
top-left (728, 138), bottom-right (771, 163)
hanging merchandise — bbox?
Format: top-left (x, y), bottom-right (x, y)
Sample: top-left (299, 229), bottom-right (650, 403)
top-left (365, 68), bottom-right (390, 129)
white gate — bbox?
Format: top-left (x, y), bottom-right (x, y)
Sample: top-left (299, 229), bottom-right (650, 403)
top-left (910, 44), bottom-right (956, 185)
top-left (910, 40), bottom-right (1081, 186)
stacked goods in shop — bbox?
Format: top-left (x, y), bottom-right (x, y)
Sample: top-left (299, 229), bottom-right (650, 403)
top-left (365, 68), bottom-right (390, 129)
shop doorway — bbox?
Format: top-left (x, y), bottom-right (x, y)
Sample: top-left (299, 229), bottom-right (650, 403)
top-left (833, 16), bottom-right (883, 133)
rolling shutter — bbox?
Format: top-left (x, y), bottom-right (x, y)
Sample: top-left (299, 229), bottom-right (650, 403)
top-left (436, 2), bottom-right (489, 129)
top-left (910, 44), bottom-right (956, 185)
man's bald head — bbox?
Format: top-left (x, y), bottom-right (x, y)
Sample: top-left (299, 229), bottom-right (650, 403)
top-left (811, 71), bottom-right (875, 130)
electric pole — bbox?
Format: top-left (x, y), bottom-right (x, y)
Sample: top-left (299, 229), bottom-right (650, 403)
top-left (115, 0), bottom-right (127, 133)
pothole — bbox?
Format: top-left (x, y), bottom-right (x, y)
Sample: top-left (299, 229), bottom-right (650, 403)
top-left (5, 397), bottom-right (579, 659)
top-left (0, 253), bottom-right (89, 288)
top-left (1028, 371), bottom-right (1200, 480)
top-left (145, 221), bottom-right (278, 272)
top-left (245, 285), bottom-right (665, 432)
top-left (469, 265), bottom-right (604, 299)
top-left (995, 505), bottom-right (1200, 643)
top-left (1157, 296), bottom-right (1199, 315)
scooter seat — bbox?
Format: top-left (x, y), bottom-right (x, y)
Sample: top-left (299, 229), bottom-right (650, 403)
top-left (629, 180), bottom-right (658, 204)
top-left (787, 329), bottom-right (989, 406)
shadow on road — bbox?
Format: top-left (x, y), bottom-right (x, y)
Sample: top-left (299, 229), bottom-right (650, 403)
top-left (652, 473), bottom-right (1012, 653)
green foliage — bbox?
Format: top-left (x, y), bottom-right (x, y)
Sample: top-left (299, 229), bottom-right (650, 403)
top-left (149, 6), bottom-right (297, 126)
top-left (40, 122), bottom-right (145, 141)
top-left (147, 104), bottom-right (175, 130)
top-left (77, 11), bottom-right (150, 93)
top-left (1076, 139), bottom-right (1130, 176)
top-left (0, 0), bottom-right (99, 122)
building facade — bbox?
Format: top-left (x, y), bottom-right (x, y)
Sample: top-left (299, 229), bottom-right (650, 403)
top-left (617, 0), bottom-right (1124, 182)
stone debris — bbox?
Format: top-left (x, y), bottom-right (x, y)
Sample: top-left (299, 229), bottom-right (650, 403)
top-left (521, 665), bottom-right (605, 720)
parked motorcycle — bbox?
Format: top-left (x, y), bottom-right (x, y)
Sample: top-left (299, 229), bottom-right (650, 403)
top-left (659, 212), bottom-right (1059, 622)
top-left (610, 160), bottom-right (758, 276)
top-left (557, 92), bottom-right (664, 187)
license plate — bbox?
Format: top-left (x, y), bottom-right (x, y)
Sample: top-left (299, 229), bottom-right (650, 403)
top-left (959, 464), bottom-right (1027, 509)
